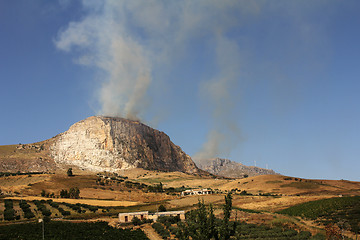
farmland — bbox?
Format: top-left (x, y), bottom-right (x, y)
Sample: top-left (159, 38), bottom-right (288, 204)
top-left (0, 221), bottom-right (148, 240)
top-left (1, 169), bottom-right (360, 239)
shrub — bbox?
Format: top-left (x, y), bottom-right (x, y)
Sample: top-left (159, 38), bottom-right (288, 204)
top-left (67, 168), bottom-right (73, 177)
top-left (310, 233), bottom-right (326, 240)
top-left (4, 199), bottom-right (17, 221)
top-left (33, 200), bottom-right (52, 217)
top-left (158, 204), bottom-right (167, 212)
top-left (132, 217), bottom-right (142, 226)
top-left (157, 215), bottom-right (180, 224)
top-left (152, 222), bottom-right (170, 239)
top-left (4, 208), bottom-right (16, 221)
top-left (19, 200), bottom-right (35, 219)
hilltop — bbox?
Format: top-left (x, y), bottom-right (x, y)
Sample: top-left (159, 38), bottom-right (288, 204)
top-left (0, 116), bottom-right (199, 174)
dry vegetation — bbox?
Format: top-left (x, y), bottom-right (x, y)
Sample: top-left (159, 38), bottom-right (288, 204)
top-left (1, 169), bottom-right (359, 209)
top-left (1, 168), bottom-right (359, 238)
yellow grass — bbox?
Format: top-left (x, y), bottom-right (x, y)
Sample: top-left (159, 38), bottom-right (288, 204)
top-left (0, 174), bottom-right (50, 187)
top-left (218, 174), bottom-right (360, 196)
top-left (232, 195), bottom-right (336, 212)
top-left (124, 168), bottom-right (231, 189)
top-left (168, 195), bottom-right (225, 209)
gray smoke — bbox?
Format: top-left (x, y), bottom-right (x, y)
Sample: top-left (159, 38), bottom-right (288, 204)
top-left (55, 1), bottom-right (321, 162)
top-left (55, 1), bottom-right (152, 120)
top-left (193, 36), bottom-right (243, 161)
top-left (55, 1), bottom-right (258, 119)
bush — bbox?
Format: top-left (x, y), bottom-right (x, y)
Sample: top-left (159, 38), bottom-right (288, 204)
top-left (67, 168), bottom-right (73, 177)
top-left (4, 199), bottom-right (18, 221)
top-left (4, 208), bottom-right (16, 221)
top-left (310, 233), bottom-right (326, 240)
top-left (157, 215), bottom-right (180, 225)
top-left (33, 200), bottom-right (52, 217)
top-left (152, 222), bottom-right (170, 239)
top-left (19, 200), bottom-right (35, 219)
top-left (298, 231), bottom-right (312, 239)
top-left (24, 211), bottom-right (35, 219)
top-left (142, 218), bottom-right (153, 224)
top-left (168, 226), bottom-right (179, 235)
top-left (158, 204), bottom-right (167, 212)
top-left (132, 217), bottom-right (142, 226)
top-left (58, 207), bottom-right (71, 216)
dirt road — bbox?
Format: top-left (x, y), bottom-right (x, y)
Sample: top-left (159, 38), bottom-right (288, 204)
top-left (141, 224), bottom-right (162, 240)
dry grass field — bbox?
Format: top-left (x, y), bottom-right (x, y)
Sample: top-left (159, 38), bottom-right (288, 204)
top-left (218, 174), bottom-right (360, 196)
top-left (1, 167), bottom-right (359, 239)
top-left (2, 169), bottom-right (359, 209)
top-left (232, 195), bottom-right (336, 212)
top-left (123, 168), bottom-right (232, 189)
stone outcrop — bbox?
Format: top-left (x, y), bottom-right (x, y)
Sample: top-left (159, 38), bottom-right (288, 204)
top-left (195, 158), bottom-right (278, 178)
top-left (50, 116), bottom-right (199, 174)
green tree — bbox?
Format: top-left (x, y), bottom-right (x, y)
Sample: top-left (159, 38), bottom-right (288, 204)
top-left (131, 216), bottom-right (142, 226)
top-left (177, 199), bottom-right (218, 240)
top-left (208, 204), bottom-right (218, 239)
top-left (176, 194), bottom-right (233, 240)
top-left (157, 182), bottom-right (163, 192)
top-left (60, 189), bottom-right (69, 198)
top-left (67, 168), bottom-right (73, 177)
top-left (158, 204), bottom-right (167, 212)
top-left (69, 187), bottom-right (80, 199)
top-left (220, 192), bottom-right (232, 240)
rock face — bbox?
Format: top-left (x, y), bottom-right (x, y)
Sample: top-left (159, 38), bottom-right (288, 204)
top-left (50, 116), bottom-right (199, 174)
top-left (195, 158), bottom-right (278, 178)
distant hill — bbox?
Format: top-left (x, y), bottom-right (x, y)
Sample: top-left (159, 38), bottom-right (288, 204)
top-left (0, 116), bottom-right (200, 174)
top-left (195, 158), bottom-right (278, 178)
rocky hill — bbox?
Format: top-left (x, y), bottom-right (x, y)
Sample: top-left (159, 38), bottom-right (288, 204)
top-left (195, 158), bottom-right (278, 178)
top-left (0, 116), bottom-right (199, 174)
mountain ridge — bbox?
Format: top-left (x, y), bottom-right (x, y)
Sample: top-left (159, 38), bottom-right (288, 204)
top-left (0, 116), bottom-right (199, 174)
top-left (195, 158), bottom-right (278, 178)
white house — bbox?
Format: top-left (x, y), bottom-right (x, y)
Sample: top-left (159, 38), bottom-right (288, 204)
top-left (119, 210), bottom-right (185, 223)
top-left (181, 188), bottom-right (212, 196)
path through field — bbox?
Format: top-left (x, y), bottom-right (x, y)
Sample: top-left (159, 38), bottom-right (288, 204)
top-left (141, 224), bottom-right (162, 240)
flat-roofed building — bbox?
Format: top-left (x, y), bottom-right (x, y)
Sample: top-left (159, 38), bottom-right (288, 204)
top-left (181, 188), bottom-right (212, 196)
top-left (118, 210), bottom-right (185, 223)
top-left (119, 211), bottom-right (149, 223)
top-left (152, 211), bottom-right (185, 220)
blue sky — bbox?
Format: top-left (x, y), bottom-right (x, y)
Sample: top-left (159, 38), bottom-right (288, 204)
top-left (1, 1), bottom-right (359, 181)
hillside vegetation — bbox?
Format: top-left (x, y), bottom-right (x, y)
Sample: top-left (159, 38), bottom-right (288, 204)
top-left (278, 196), bottom-right (360, 234)
top-left (0, 221), bottom-right (148, 240)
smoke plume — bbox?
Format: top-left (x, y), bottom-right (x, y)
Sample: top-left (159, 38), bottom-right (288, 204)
top-left (193, 36), bottom-right (243, 161)
top-left (55, 1), bottom-right (263, 159)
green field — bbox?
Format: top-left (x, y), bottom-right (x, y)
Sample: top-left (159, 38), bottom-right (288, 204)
top-left (0, 221), bottom-right (148, 240)
top-left (277, 196), bottom-right (360, 234)
top-left (0, 199), bottom-right (131, 221)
